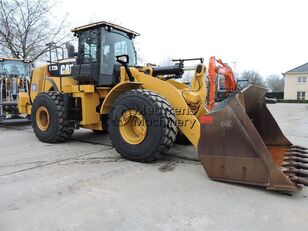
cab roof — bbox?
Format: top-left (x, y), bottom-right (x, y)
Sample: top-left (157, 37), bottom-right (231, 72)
top-left (71, 21), bottom-right (140, 37)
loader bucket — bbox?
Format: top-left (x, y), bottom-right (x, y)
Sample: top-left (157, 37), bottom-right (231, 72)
top-left (198, 85), bottom-right (308, 191)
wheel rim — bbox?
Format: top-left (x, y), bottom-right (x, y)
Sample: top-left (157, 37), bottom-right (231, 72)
top-left (119, 109), bottom-right (147, 145)
top-left (36, 106), bottom-right (50, 131)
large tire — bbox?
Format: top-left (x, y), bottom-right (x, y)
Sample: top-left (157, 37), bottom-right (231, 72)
top-left (108, 89), bottom-right (177, 162)
top-left (31, 92), bottom-right (74, 143)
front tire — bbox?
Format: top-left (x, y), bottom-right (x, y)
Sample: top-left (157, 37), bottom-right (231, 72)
top-left (108, 89), bottom-right (177, 162)
top-left (31, 92), bottom-right (74, 143)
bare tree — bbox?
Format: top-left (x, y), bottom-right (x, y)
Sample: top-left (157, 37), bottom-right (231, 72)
top-left (0, 0), bottom-right (69, 61)
top-left (240, 70), bottom-right (265, 87)
top-left (266, 74), bottom-right (284, 92)
top-left (134, 39), bottom-right (144, 65)
top-left (182, 72), bottom-right (193, 83)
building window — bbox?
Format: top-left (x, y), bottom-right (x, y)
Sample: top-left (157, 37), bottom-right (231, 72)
top-left (297, 91), bottom-right (306, 100)
top-left (298, 76), bottom-right (307, 84)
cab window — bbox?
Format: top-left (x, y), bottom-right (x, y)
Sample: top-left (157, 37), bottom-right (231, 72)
top-left (79, 29), bottom-right (99, 64)
top-left (101, 29), bottom-right (136, 75)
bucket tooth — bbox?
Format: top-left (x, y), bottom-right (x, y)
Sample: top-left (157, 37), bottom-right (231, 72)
top-left (284, 157), bottom-right (308, 164)
top-left (282, 162), bottom-right (308, 170)
top-left (288, 148), bottom-right (308, 154)
top-left (284, 152), bottom-right (300, 155)
top-left (284, 169), bottom-right (308, 178)
top-left (284, 152), bottom-right (308, 159)
top-left (291, 145), bottom-right (308, 150)
top-left (290, 176), bottom-right (308, 186)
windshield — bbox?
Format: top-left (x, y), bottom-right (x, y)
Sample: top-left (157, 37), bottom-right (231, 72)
top-left (0, 60), bottom-right (31, 77)
top-left (101, 29), bottom-right (136, 75)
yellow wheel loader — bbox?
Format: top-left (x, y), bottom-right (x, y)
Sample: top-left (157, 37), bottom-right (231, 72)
top-left (1, 58), bottom-right (31, 123)
top-left (18, 21), bottom-right (308, 191)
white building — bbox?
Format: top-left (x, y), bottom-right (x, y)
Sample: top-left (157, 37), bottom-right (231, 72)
top-left (283, 63), bottom-right (308, 100)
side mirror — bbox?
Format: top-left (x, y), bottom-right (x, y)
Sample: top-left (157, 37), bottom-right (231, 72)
top-left (116, 55), bottom-right (129, 65)
top-left (116, 55), bottom-right (134, 82)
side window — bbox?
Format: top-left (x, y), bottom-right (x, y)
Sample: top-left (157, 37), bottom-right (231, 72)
top-left (79, 29), bottom-right (99, 64)
top-left (298, 76), bottom-right (307, 84)
top-left (297, 91), bottom-right (306, 100)
top-left (100, 29), bottom-right (136, 76)
top-left (303, 92), bottom-right (306, 100)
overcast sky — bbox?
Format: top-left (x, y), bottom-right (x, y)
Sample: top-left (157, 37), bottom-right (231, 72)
top-left (56, 0), bottom-right (308, 77)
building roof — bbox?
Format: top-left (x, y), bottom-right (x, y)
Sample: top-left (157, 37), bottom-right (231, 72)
top-left (284, 62), bottom-right (308, 74)
top-left (71, 21), bottom-right (140, 37)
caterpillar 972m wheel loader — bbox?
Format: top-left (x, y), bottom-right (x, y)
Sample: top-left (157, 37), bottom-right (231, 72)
top-left (18, 21), bottom-right (308, 192)
top-left (1, 58), bottom-right (31, 123)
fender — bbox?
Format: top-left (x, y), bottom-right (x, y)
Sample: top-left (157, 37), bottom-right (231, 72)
top-left (100, 82), bottom-right (143, 115)
top-left (41, 77), bottom-right (59, 92)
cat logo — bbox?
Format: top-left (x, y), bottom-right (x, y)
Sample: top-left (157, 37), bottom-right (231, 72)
top-left (60, 64), bottom-right (73, 75)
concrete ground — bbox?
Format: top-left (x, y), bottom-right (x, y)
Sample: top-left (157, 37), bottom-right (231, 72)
top-left (0, 103), bottom-right (307, 231)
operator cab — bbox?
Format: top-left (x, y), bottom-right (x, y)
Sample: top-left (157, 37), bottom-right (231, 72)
top-left (71, 21), bottom-right (139, 86)
top-left (0, 58), bottom-right (31, 78)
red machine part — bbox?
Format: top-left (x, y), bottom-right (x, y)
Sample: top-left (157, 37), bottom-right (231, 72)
top-left (208, 56), bottom-right (237, 110)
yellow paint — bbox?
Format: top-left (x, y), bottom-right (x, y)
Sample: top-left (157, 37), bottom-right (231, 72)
top-left (96, 88), bottom-right (110, 98)
top-left (72, 92), bottom-right (100, 125)
top-left (30, 65), bottom-right (49, 100)
top-left (30, 65), bottom-right (78, 101)
top-left (17, 92), bottom-right (31, 114)
top-left (20, 61), bottom-right (209, 147)
top-left (129, 67), bottom-right (208, 146)
top-left (82, 123), bottom-right (103, 131)
top-left (167, 79), bottom-right (190, 90)
top-left (119, 109), bottom-right (147, 144)
top-left (36, 106), bottom-right (50, 131)
top-left (100, 82), bottom-right (142, 114)
top-left (62, 84), bottom-right (95, 93)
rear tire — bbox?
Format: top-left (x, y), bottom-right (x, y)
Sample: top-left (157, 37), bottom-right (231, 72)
top-left (108, 89), bottom-right (177, 162)
top-left (31, 92), bottom-right (74, 143)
